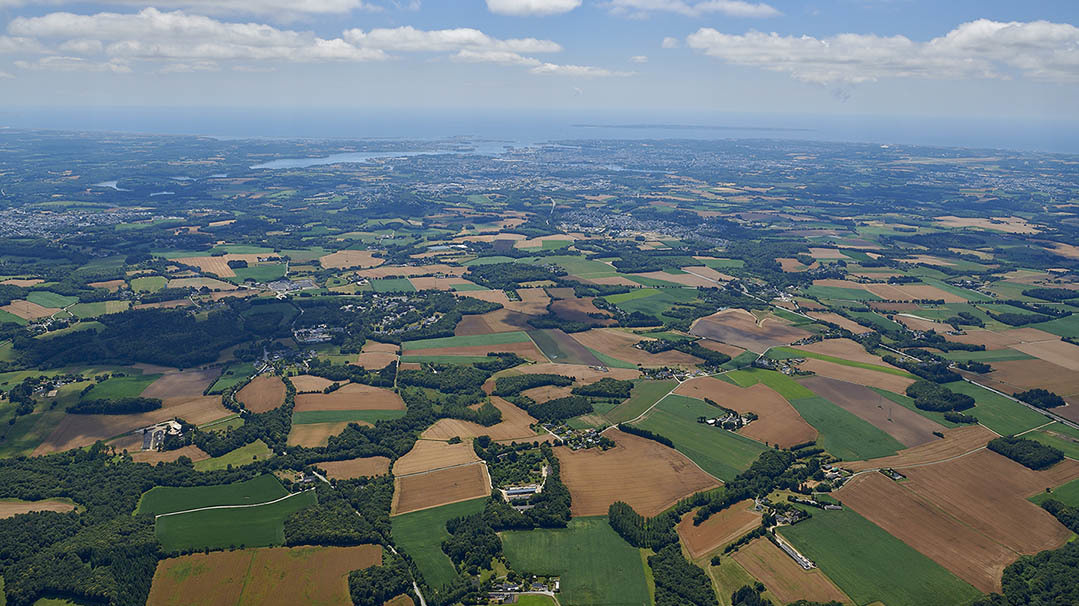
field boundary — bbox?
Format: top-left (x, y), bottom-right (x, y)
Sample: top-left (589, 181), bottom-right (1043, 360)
top-left (153, 489), bottom-right (314, 519)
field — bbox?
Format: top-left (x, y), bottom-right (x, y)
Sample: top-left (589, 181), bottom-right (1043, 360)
top-left (603, 379), bottom-right (676, 423)
top-left (771, 341), bottom-right (912, 377)
top-left (286, 422), bottom-right (351, 447)
top-left (292, 409), bottom-right (405, 424)
top-left (1026, 422), bottom-right (1079, 460)
top-left (354, 340), bottom-right (399, 369)
top-left (731, 538), bottom-right (850, 605)
top-left (569, 328), bottom-right (702, 367)
top-left (130, 275), bottom-right (169, 291)
top-left (318, 249), bottom-right (384, 269)
top-left (0, 498), bottom-right (77, 518)
top-left (155, 490), bottom-right (317, 551)
top-left (138, 474), bottom-right (288, 516)
top-left (631, 395), bottom-right (767, 481)
top-left (805, 311), bottom-right (872, 334)
top-left (421, 397), bottom-right (544, 442)
top-left (453, 308), bottom-right (533, 335)
top-left (83, 372), bottom-right (162, 400)
top-left (145, 545), bottom-right (381, 606)
top-left (512, 362), bottom-right (640, 383)
top-left (140, 368), bottom-right (221, 399)
top-left (676, 499), bottom-right (760, 559)
top-left (290, 374), bottom-right (337, 393)
top-left (393, 439), bottom-right (481, 475)
top-left (131, 444), bottom-right (210, 465)
top-left (208, 363), bottom-right (257, 394)
top-left (391, 498), bottom-right (486, 589)
top-left (293, 383), bottom-right (405, 412)
top-left (1009, 338), bottom-right (1079, 372)
top-left (370, 277), bottom-right (417, 293)
top-left (502, 516), bottom-right (651, 606)
top-left (970, 359), bottom-right (1079, 411)
top-left (167, 277), bottom-right (237, 290)
top-left (392, 462), bottom-right (490, 514)
top-left (786, 395), bottom-right (905, 461)
top-left (797, 358), bottom-right (915, 393)
top-left (193, 439), bottom-right (273, 471)
top-left (557, 428), bottom-right (720, 516)
top-left (236, 376), bottom-right (287, 412)
top-left (841, 424), bottom-right (997, 472)
top-left (778, 507), bottom-right (981, 606)
top-left (944, 381), bottom-right (1050, 435)
top-left (2, 298), bottom-right (63, 320)
top-left (1031, 477), bottom-right (1079, 507)
top-left (673, 377), bottom-right (817, 448)
top-left (528, 328), bottom-right (604, 366)
top-left (690, 308), bottom-right (811, 351)
top-left (800, 376), bottom-right (945, 448)
top-left (315, 456), bottom-right (391, 479)
top-left (549, 296), bottom-right (616, 325)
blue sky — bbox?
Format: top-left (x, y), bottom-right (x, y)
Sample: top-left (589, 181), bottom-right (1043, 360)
top-left (1, 0), bottom-right (1077, 120)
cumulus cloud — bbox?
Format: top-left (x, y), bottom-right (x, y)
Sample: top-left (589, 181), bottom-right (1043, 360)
top-left (0, 0), bottom-right (380, 17)
top-left (530, 62), bottom-right (632, 77)
top-left (630, 55), bottom-right (648, 63)
top-left (0, 35), bottom-right (43, 53)
top-left (451, 48), bottom-right (633, 77)
top-left (661, 36), bottom-right (680, 48)
top-left (343, 26), bottom-right (561, 53)
top-left (686, 19), bottom-right (1079, 85)
top-left (486, 0), bottom-right (581, 16)
top-left (608, 0), bottom-right (780, 18)
top-left (0, 70), bottom-right (13, 78)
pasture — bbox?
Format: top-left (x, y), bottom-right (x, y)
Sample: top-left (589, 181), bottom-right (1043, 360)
top-left (1031, 477), bottom-right (1079, 507)
top-left (501, 516), bottom-right (651, 606)
top-left (603, 379), bottom-right (676, 424)
top-left (946, 381), bottom-right (1050, 435)
top-left (192, 439), bottom-right (273, 472)
top-left (82, 373), bottom-right (162, 400)
top-left (138, 474), bottom-right (288, 516)
top-left (207, 363), bottom-right (257, 394)
top-left (155, 490), bottom-right (317, 551)
top-left (786, 396), bottom-right (905, 461)
top-left (392, 498), bottom-right (486, 590)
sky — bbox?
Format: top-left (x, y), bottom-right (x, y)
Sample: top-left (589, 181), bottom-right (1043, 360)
top-left (1, 0), bottom-right (1078, 122)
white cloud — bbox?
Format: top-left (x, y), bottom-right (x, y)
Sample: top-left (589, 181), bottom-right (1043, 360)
top-left (486, 0), bottom-right (581, 16)
top-left (15, 55), bottom-right (131, 72)
top-left (608, 0), bottom-right (780, 18)
top-left (343, 26), bottom-right (561, 53)
top-left (0, 0), bottom-right (380, 17)
top-left (661, 36), bottom-right (680, 48)
top-left (630, 55), bottom-right (647, 63)
top-left (0, 35), bottom-right (43, 53)
top-left (530, 63), bottom-right (632, 77)
top-left (158, 60), bottom-right (219, 73)
top-left (686, 19), bottom-right (1079, 85)
top-left (0, 70), bottom-right (13, 78)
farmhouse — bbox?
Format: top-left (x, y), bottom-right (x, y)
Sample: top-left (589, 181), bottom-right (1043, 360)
top-left (139, 420), bottom-right (182, 451)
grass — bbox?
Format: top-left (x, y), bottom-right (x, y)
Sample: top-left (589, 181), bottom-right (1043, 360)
top-left (709, 557), bottom-right (778, 606)
top-left (608, 288), bottom-right (700, 321)
top-left (193, 440), bottom-right (273, 472)
top-left (450, 283), bottom-right (489, 291)
top-left (941, 349), bottom-right (1035, 362)
top-left (67, 301), bottom-right (129, 318)
top-left (198, 414), bottom-right (243, 433)
top-left (1030, 313), bottom-right (1079, 338)
top-left (633, 395), bottom-right (767, 481)
top-left (464, 256), bottom-right (516, 266)
top-left (403, 331), bottom-right (529, 351)
top-left (534, 255), bottom-right (617, 278)
top-left (207, 363), bottom-right (257, 394)
top-left (514, 596), bottom-right (558, 606)
top-left (779, 507), bottom-right (981, 606)
top-left (697, 258), bottom-right (744, 269)
top-left (0, 309), bottom-right (27, 326)
top-left (137, 474), bottom-right (288, 516)
top-left (604, 380), bottom-right (677, 424)
top-left (26, 291), bottom-right (78, 308)
top-left (605, 289), bottom-right (660, 304)
top-left (721, 351), bottom-right (759, 370)
top-left (787, 396), bottom-right (905, 461)
top-left (1024, 425), bottom-right (1079, 461)
top-left (369, 277), bottom-right (417, 293)
top-left (392, 498), bottom-right (486, 590)
top-left (1030, 477), bottom-right (1079, 507)
top-left (768, 347), bottom-right (917, 378)
top-left (846, 310), bottom-right (904, 332)
top-left (502, 516), bottom-right (651, 606)
top-left (130, 276), bottom-right (167, 292)
top-left (82, 373), bottom-right (161, 400)
top-left (527, 329), bottom-right (595, 366)
top-left (725, 368), bottom-right (815, 400)
top-left (583, 347), bottom-right (637, 369)
top-left (921, 277), bottom-right (993, 302)
top-left (155, 490), bottom-right (316, 552)
top-left (399, 355), bottom-right (493, 364)
top-left (947, 381), bottom-right (1050, 436)
top-left (292, 410), bottom-right (406, 424)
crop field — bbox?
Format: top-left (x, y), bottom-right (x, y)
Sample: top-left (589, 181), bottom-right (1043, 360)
top-left (632, 395), bottom-right (767, 480)
top-left (549, 296), bottom-right (616, 325)
top-left (513, 362), bottom-right (640, 383)
top-left (315, 456), bottom-right (391, 479)
top-left (786, 395), bottom-right (905, 461)
top-left (570, 328), bottom-right (702, 367)
top-left (404, 340), bottom-right (547, 363)
top-left (945, 381), bottom-right (1049, 435)
top-left (778, 507), bottom-right (981, 606)
top-left (392, 498), bottom-right (486, 589)
top-left (138, 474), bottom-right (288, 516)
top-left (292, 409), bottom-right (405, 424)
top-left (155, 490), bottom-right (317, 552)
top-left (1030, 313), bottom-right (1079, 338)
top-left (146, 545), bottom-right (382, 606)
top-left (603, 379), bottom-right (676, 424)
top-left (82, 372), bottom-right (162, 400)
top-left (1026, 422), bottom-right (1079, 460)
top-left (770, 343), bottom-right (912, 378)
top-left (208, 363), bottom-right (257, 394)
top-left (502, 516), bottom-right (651, 606)
top-left (0, 497), bottom-right (77, 518)
top-left (800, 376), bottom-right (945, 448)
top-left (286, 422), bottom-right (351, 447)
top-left (674, 377), bottom-right (817, 448)
top-left (393, 440), bottom-right (481, 476)
top-left (403, 331), bottom-right (531, 350)
top-left (731, 538), bottom-right (850, 605)
top-left (354, 350), bottom-right (398, 369)
top-left (318, 249), bottom-right (384, 269)
top-left (3, 298), bottom-right (61, 320)
top-left (166, 277), bottom-right (237, 290)
top-left (393, 462), bottom-right (490, 514)
top-left (676, 499), bottom-right (760, 559)
top-left (841, 425), bottom-right (996, 472)
top-left (798, 358), bottom-right (916, 393)
top-left (528, 328), bottom-right (605, 366)
top-left (131, 445), bottom-right (210, 465)
top-left (139, 368), bottom-right (222, 399)
top-left (1009, 338), bottom-right (1079, 372)
top-left (725, 368), bottom-right (814, 400)
top-left (1031, 477), bottom-right (1079, 507)
top-left (236, 376), bottom-right (287, 412)
top-left (369, 277), bottom-right (417, 293)
top-left (130, 275), bottom-right (169, 291)
top-left (289, 374), bottom-right (336, 393)
top-left (605, 287), bottom-right (701, 321)
top-left (193, 439), bottom-right (272, 471)
top-left (293, 383), bottom-right (405, 412)
top-left (422, 397), bottom-right (546, 443)
top-left (558, 428), bottom-right (719, 516)
top-left (970, 359), bottom-right (1079, 410)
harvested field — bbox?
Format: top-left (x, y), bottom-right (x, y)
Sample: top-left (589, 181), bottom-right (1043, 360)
top-left (393, 463), bottom-right (490, 515)
top-left (393, 440), bottom-right (480, 476)
top-left (316, 456), bottom-right (391, 479)
top-left (974, 359), bottom-right (1079, 406)
top-left (900, 450), bottom-right (1079, 557)
top-left (513, 363), bottom-right (640, 382)
top-left (131, 445), bottom-right (210, 465)
top-left (87, 279), bottom-right (124, 291)
top-left (681, 265), bottom-right (735, 282)
top-left (691, 308), bottom-right (811, 353)
top-left (632, 271), bottom-right (719, 287)
top-left (521, 384), bottom-right (575, 404)
top-left (580, 275), bottom-right (641, 288)
top-left (677, 499), bottom-right (760, 559)
top-left (405, 340), bottom-right (546, 363)
top-left (319, 250), bottom-right (384, 269)
top-left (177, 254), bottom-right (263, 278)
top-left (507, 287), bottom-right (551, 315)
top-left (145, 545), bottom-right (381, 606)
top-left (695, 339), bottom-right (746, 358)
top-left (798, 358), bottom-right (915, 393)
top-left (286, 422), bottom-right (352, 447)
top-left (733, 538), bottom-right (850, 605)
top-left (800, 375), bottom-right (941, 447)
top-left (570, 328), bottom-right (702, 367)
top-left (808, 247), bottom-right (849, 259)
top-left (355, 263), bottom-right (464, 278)
top-left (549, 296), bottom-right (616, 325)
top-left (778, 258), bottom-right (813, 272)
top-left (167, 277), bottom-right (237, 290)
top-left (863, 283), bottom-right (968, 303)
top-left (294, 383), bottom-right (406, 412)
top-left (807, 312), bottom-right (873, 334)
top-left (141, 368), bottom-right (222, 400)
top-left (237, 376), bottom-right (287, 413)
top-left (33, 395), bottom-right (229, 455)
top-left (896, 314), bottom-right (944, 332)
top-left (841, 425), bottom-right (997, 472)
top-left (1011, 338), bottom-right (1079, 372)
top-left (289, 374), bottom-right (336, 393)
top-left (529, 328), bottom-right (604, 366)
top-left (795, 338), bottom-right (897, 367)
top-left (2, 299), bottom-right (59, 319)
top-left (354, 351), bottom-right (398, 369)
top-left (674, 378), bottom-right (816, 448)
top-left (422, 397), bottom-right (548, 443)
top-left (364, 341), bottom-right (400, 353)
top-left (408, 276), bottom-right (476, 290)
top-left (557, 428), bottom-right (719, 517)
top-left (839, 473), bottom-right (1017, 593)
top-left (935, 215), bottom-right (1039, 234)
top-left (454, 308), bottom-right (533, 335)
top-left (0, 498), bottom-right (77, 518)
top-left (455, 289), bottom-right (513, 308)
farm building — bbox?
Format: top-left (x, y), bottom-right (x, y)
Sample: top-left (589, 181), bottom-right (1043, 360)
top-left (139, 420), bottom-right (182, 451)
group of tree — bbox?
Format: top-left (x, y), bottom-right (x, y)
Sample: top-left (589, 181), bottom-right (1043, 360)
top-left (987, 435), bottom-right (1064, 470)
top-left (67, 397), bottom-right (162, 415)
top-left (571, 377), bottom-right (633, 399)
top-left (905, 381), bottom-right (975, 412)
top-left (1014, 388), bottom-right (1066, 409)
top-left (649, 543), bottom-right (718, 606)
top-left (617, 423), bottom-right (674, 448)
top-left (882, 355), bottom-right (961, 383)
top-left (491, 373), bottom-right (573, 397)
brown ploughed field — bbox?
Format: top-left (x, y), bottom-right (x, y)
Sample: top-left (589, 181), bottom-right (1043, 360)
top-left (841, 425), bottom-right (997, 472)
top-left (354, 352), bottom-right (398, 369)
top-left (806, 312), bottom-right (873, 334)
top-left (795, 338), bottom-right (900, 367)
top-left (690, 308), bottom-right (811, 353)
top-left (317, 456), bottom-right (391, 479)
top-left (799, 375), bottom-right (941, 447)
top-left (732, 538), bottom-right (851, 605)
top-left (521, 384), bottom-right (575, 403)
top-left (131, 445), bottom-right (210, 465)
top-left (454, 309), bottom-right (534, 336)
top-left (1010, 339), bottom-right (1079, 372)
top-left (570, 328), bottom-right (702, 367)
top-left (393, 440), bottom-right (481, 476)
top-left (674, 377), bottom-right (816, 448)
top-left (294, 383), bottom-right (405, 412)
top-left (236, 375), bottom-right (287, 413)
top-left (319, 250), bottom-right (384, 269)
top-left (393, 463), bottom-right (490, 515)
top-left (421, 397), bottom-right (549, 443)
top-left (797, 358), bottom-right (915, 393)
top-left (549, 297), bottom-right (617, 325)
top-left (2, 299), bottom-right (59, 320)
top-left (557, 428), bottom-right (719, 517)
top-left (141, 368), bottom-right (222, 400)
top-left (0, 498), bottom-right (77, 518)
top-left (972, 359), bottom-right (1079, 414)
top-left (677, 500), bottom-right (760, 559)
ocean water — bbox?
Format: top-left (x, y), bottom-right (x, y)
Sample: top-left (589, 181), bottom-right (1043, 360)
top-left (2, 107), bottom-right (1078, 155)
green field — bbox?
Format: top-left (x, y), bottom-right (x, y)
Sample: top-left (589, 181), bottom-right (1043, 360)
top-left (369, 277), bottom-right (417, 293)
top-left (633, 395), bottom-right (766, 481)
top-left (533, 255), bottom-right (617, 278)
top-left (208, 363), bottom-right (257, 394)
top-left (1030, 477), bottom-right (1079, 507)
top-left (403, 331), bottom-right (529, 351)
top-left (292, 410), bottom-right (406, 424)
top-left (1030, 313), bottom-right (1079, 338)
top-left (605, 289), bottom-right (659, 304)
top-left (399, 355), bottom-right (493, 364)
top-left (392, 498), bottom-right (486, 590)
top-left (502, 516), bottom-right (651, 606)
top-left (526, 329), bottom-right (599, 366)
top-left (803, 285), bottom-right (881, 301)
top-left (26, 291), bottom-right (78, 308)
top-left (130, 275), bottom-right (167, 292)
top-left (604, 380), bottom-right (676, 424)
top-left (1025, 423), bottom-right (1079, 461)
top-left (193, 439), bottom-right (273, 472)
top-left (137, 474), bottom-right (287, 516)
top-left (514, 596), bottom-right (558, 606)
top-left (697, 258), bottom-right (744, 269)
top-left (464, 255), bottom-right (516, 266)
top-left (846, 310), bottom-right (904, 332)
top-left (947, 381), bottom-right (1050, 435)
top-left (155, 489), bottom-right (316, 552)
top-left (82, 373), bottom-right (161, 400)
top-left (0, 309), bottom-right (27, 326)
top-left (787, 396), bottom-right (905, 461)
top-left (726, 368), bottom-right (815, 400)
top-left (779, 507), bottom-right (980, 606)
top-left (941, 348), bottom-right (1035, 362)
top-left (67, 300), bottom-right (129, 318)
top-left (606, 288), bottom-right (700, 321)
top-left (872, 388), bottom-right (959, 428)
top-left (721, 350), bottom-right (759, 370)
top-left (768, 347), bottom-right (916, 378)
top-left (583, 346), bottom-right (637, 369)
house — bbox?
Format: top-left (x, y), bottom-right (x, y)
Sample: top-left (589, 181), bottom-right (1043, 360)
top-left (139, 420), bottom-right (182, 451)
